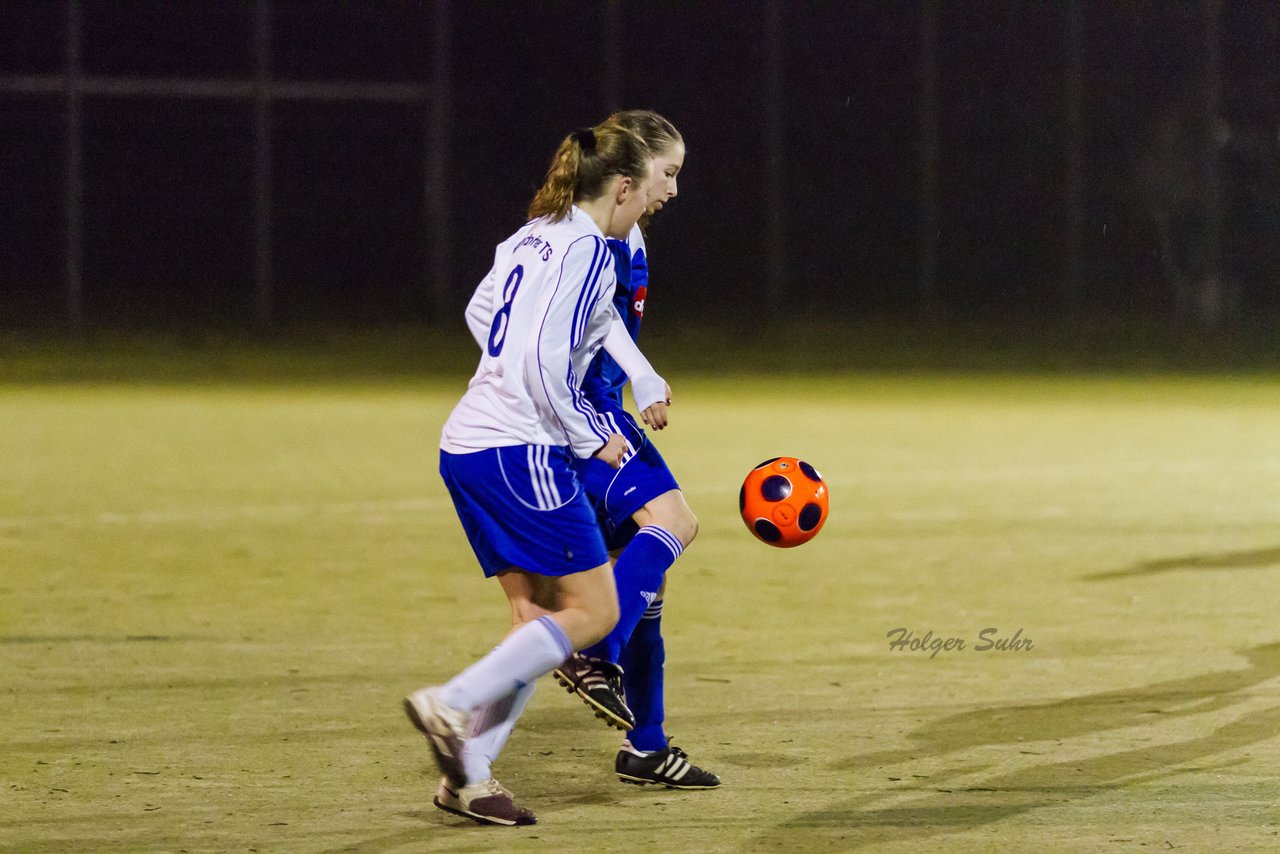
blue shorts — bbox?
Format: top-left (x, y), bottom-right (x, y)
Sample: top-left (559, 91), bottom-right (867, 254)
top-left (573, 407), bottom-right (680, 552)
top-left (439, 445), bottom-right (610, 578)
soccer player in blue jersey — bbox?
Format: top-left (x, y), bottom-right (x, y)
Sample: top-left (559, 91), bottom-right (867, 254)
top-left (554, 110), bottom-right (721, 790)
top-left (403, 121), bottom-right (657, 826)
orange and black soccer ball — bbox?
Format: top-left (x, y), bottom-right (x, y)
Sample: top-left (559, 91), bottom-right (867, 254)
top-left (739, 456), bottom-right (829, 547)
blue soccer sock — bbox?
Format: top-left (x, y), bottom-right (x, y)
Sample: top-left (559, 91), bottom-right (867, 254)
top-left (583, 526), bottom-right (682, 664)
top-left (620, 599), bottom-right (667, 752)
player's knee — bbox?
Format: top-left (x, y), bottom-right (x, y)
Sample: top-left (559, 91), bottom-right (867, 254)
top-left (646, 501), bottom-right (697, 548)
top-left (669, 507), bottom-right (698, 548)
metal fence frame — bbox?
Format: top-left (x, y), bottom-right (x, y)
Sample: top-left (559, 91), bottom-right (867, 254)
top-left (7, 3), bottom-right (1232, 329)
top-left (1, 0), bottom-right (452, 329)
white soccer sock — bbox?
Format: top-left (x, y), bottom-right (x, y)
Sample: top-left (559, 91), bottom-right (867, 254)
top-left (439, 615), bottom-right (572, 712)
top-left (462, 680), bottom-right (537, 784)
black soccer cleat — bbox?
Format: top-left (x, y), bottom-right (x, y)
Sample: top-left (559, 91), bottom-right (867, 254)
top-left (616, 743), bottom-right (721, 789)
top-left (552, 654), bottom-right (636, 731)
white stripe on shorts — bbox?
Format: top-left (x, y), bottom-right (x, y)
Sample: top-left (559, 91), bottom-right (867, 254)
top-left (527, 446), bottom-right (550, 509)
top-left (541, 446), bottom-right (562, 506)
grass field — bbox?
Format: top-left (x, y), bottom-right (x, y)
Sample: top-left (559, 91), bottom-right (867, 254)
top-left (3, 338), bottom-right (1279, 852)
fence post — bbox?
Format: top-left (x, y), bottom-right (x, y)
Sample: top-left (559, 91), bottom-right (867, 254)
top-left (253, 0), bottom-right (274, 330)
top-left (1197, 0), bottom-right (1226, 328)
top-left (425, 0), bottom-right (452, 324)
top-left (602, 0), bottom-right (623, 114)
top-left (64, 0), bottom-right (84, 331)
top-left (763, 0), bottom-right (785, 313)
top-left (1064, 0), bottom-right (1084, 320)
top-left (917, 0), bottom-right (940, 320)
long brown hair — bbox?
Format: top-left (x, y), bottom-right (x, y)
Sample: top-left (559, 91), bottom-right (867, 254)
top-left (527, 124), bottom-right (651, 222)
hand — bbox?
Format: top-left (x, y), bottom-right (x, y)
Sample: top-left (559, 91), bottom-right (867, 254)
top-left (595, 433), bottom-right (628, 469)
top-left (640, 383), bottom-right (673, 431)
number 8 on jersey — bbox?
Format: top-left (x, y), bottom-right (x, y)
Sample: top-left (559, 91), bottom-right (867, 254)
top-left (487, 265), bottom-right (524, 357)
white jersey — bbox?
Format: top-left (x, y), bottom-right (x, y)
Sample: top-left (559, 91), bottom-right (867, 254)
top-left (442, 207), bottom-right (619, 459)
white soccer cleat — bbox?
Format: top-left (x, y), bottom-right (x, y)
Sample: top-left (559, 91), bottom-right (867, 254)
top-left (403, 687), bottom-right (470, 789)
top-left (433, 776), bottom-right (537, 826)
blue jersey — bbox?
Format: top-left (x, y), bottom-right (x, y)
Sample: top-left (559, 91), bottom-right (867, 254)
top-left (571, 226), bottom-right (678, 544)
top-left (581, 227), bottom-right (648, 411)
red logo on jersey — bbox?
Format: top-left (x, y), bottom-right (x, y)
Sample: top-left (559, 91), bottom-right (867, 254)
top-left (631, 285), bottom-right (647, 318)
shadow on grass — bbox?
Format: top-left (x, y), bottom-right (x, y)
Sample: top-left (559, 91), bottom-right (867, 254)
top-left (316, 813), bottom-right (459, 854)
top-left (748, 643), bottom-right (1280, 850)
top-left (1086, 546), bottom-right (1280, 581)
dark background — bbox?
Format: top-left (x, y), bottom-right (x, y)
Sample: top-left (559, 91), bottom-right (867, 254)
top-left (3, 1), bottom-right (1279, 336)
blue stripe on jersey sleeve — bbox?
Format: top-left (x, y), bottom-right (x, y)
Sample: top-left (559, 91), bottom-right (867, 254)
top-left (569, 237), bottom-right (607, 350)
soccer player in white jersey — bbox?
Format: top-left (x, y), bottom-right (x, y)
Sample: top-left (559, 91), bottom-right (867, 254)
top-left (552, 111), bottom-right (720, 789)
top-left (403, 121), bottom-right (656, 827)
